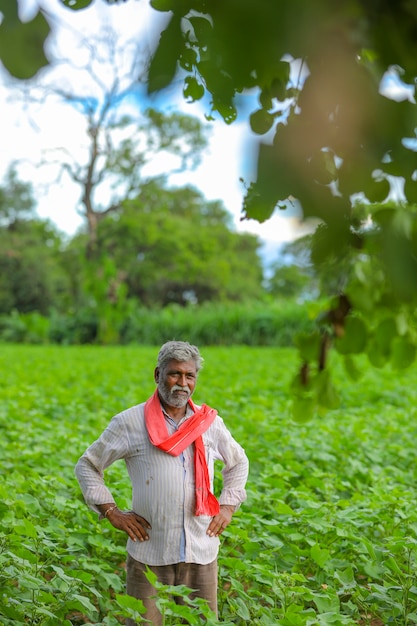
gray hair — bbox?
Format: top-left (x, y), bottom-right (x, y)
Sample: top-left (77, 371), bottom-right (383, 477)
top-left (157, 340), bottom-right (204, 374)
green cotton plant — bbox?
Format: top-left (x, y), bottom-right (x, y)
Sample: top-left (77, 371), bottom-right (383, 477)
top-left (2, 345), bottom-right (417, 624)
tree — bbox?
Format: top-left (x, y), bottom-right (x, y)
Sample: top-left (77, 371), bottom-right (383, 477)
top-left (0, 168), bottom-right (69, 314)
top-left (0, 166), bottom-right (35, 226)
top-left (12, 21), bottom-right (208, 254)
top-left (91, 179), bottom-right (264, 306)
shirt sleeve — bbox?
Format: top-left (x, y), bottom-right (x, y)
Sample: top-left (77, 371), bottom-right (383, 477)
top-left (74, 414), bottom-right (130, 515)
top-left (211, 416), bottom-right (249, 508)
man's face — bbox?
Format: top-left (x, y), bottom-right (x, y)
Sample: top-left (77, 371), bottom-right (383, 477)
top-left (155, 359), bottom-right (197, 409)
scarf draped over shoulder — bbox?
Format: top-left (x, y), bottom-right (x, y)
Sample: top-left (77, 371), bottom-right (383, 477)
top-left (144, 389), bottom-right (220, 516)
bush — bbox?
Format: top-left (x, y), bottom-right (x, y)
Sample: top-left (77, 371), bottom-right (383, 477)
top-left (0, 299), bottom-right (316, 346)
top-left (0, 311), bottom-right (50, 343)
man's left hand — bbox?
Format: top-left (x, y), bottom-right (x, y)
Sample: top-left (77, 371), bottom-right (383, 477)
top-left (206, 504), bottom-right (234, 537)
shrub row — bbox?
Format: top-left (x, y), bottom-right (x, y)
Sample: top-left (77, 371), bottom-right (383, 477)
top-left (0, 300), bottom-right (317, 347)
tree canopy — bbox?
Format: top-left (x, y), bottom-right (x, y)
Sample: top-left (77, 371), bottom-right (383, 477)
top-left (76, 179), bottom-right (264, 308)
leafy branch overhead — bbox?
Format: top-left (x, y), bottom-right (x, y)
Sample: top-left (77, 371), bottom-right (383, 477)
top-left (144, 0), bottom-right (417, 418)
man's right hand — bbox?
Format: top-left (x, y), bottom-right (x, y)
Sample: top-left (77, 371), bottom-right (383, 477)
top-left (106, 508), bottom-right (151, 542)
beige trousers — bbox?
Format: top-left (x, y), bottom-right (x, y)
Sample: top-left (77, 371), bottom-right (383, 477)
top-left (125, 554), bottom-right (218, 626)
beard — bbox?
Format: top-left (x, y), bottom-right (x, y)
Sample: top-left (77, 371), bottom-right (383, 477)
top-left (158, 381), bottom-right (192, 408)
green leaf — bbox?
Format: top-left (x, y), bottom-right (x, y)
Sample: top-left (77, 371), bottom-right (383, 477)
top-left (71, 593), bottom-right (99, 613)
top-left (276, 501), bottom-right (296, 515)
top-left (212, 99), bottom-right (237, 124)
top-left (316, 370), bottom-right (340, 410)
top-left (235, 597), bottom-right (251, 620)
top-left (374, 317), bottom-right (397, 357)
top-left (334, 565), bottom-right (357, 589)
top-left (291, 395), bottom-right (316, 422)
top-left (312, 590), bottom-right (340, 613)
top-left (310, 543), bottom-right (331, 568)
top-left (116, 593), bottom-right (146, 613)
top-left (179, 47), bottom-right (197, 71)
top-left (0, 10), bottom-right (50, 79)
top-left (294, 331), bottom-right (321, 363)
top-left (148, 15), bottom-right (182, 93)
top-left (250, 109), bottom-right (275, 135)
top-left (14, 518), bottom-right (38, 538)
top-left (367, 338), bottom-right (387, 368)
top-left (188, 16), bottom-right (213, 45)
top-left (365, 178), bottom-right (390, 203)
top-left (343, 355), bottom-right (362, 381)
top-left (391, 336), bottom-right (416, 369)
top-left (183, 76), bottom-right (205, 102)
top-left (60, 0), bottom-right (94, 9)
top-left (150, 0), bottom-right (175, 10)
top-left (335, 316), bottom-right (368, 355)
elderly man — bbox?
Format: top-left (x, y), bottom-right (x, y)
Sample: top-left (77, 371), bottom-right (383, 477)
top-left (75, 340), bottom-right (249, 625)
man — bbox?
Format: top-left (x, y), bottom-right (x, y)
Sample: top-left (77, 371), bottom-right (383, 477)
top-left (75, 340), bottom-right (249, 625)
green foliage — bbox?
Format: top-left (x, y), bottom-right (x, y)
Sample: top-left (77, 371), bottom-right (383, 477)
top-left (2, 344), bottom-right (417, 624)
top-left (94, 181), bottom-right (264, 307)
top-left (0, 299), bottom-right (314, 347)
top-left (0, 0), bottom-right (49, 79)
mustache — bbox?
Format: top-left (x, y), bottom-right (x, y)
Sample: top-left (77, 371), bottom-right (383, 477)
top-left (171, 384), bottom-right (191, 394)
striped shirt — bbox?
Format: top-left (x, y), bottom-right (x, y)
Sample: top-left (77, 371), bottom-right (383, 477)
top-left (75, 399), bottom-right (249, 566)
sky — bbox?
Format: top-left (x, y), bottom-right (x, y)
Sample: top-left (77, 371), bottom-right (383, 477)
top-left (0, 0), bottom-right (310, 268)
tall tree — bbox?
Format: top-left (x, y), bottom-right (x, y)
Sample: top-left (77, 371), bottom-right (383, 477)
top-left (91, 179), bottom-right (264, 307)
top-left (19, 24), bottom-right (208, 254)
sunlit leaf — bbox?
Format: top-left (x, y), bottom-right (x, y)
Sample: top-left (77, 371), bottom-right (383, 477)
top-left (310, 543), bottom-right (331, 567)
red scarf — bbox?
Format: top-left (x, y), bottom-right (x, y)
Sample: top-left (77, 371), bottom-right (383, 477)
top-left (144, 389), bottom-right (220, 516)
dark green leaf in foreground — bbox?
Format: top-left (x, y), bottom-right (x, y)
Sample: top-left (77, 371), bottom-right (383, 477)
top-left (0, 8), bottom-right (50, 79)
top-left (150, 0), bottom-right (175, 10)
top-left (391, 336), bottom-right (416, 370)
top-left (250, 109), bottom-right (275, 135)
top-left (183, 76), bottom-right (205, 102)
top-left (335, 316), bottom-right (368, 355)
top-left (60, 0), bottom-right (94, 9)
top-left (148, 15), bottom-right (182, 92)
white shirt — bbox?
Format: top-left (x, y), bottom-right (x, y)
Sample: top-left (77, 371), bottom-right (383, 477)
top-left (75, 399), bottom-right (249, 566)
